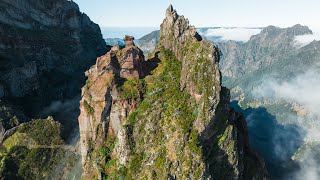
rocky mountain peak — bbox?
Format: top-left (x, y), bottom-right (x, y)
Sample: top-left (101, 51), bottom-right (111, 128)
top-left (165, 4), bottom-right (176, 18)
top-left (259, 24), bottom-right (312, 38)
top-left (0, 0), bottom-right (108, 178)
top-left (160, 5), bottom-right (205, 58)
top-left (123, 35), bottom-right (135, 47)
top-left (219, 24), bottom-right (314, 78)
top-left (95, 35), bottom-right (145, 80)
top-left (287, 24), bottom-right (313, 36)
top-left (78, 5), bottom-right (267, 180)
top-left (159, 5), bottom-right (220, 132)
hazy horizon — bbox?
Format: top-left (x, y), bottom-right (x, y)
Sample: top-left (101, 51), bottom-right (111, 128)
top-left (74, 0), bottom-right (320, 31)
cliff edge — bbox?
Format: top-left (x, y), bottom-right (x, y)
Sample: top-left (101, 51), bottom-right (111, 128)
top-left (78, 5), bottom-right (268, 179)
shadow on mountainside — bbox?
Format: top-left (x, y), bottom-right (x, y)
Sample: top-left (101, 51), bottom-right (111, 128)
top-left (199, 87), bottom-right (268, 179)
top-left (145, 51), bottom-right (161, 76)
top-left (230, 101), bottom-right (305, 179)
top-left (198, 87), bottom-right (239, 179)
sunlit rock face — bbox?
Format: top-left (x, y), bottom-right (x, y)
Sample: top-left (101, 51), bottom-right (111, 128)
top-left (78, 36), bottom-right (145, 178)
top-left (120, 35), bottom-right (146, 80)
top-left (78, 5), bottom-right (268, 180)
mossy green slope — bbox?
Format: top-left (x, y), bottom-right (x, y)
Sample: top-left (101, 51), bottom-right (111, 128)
top-left (126, 48), bottom-right (202, 179)
top-left (0, 118), bottom-right (80, 180)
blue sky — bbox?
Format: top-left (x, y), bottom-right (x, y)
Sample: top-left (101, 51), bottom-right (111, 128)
top-left (73, 0), bottom-right (320, 30)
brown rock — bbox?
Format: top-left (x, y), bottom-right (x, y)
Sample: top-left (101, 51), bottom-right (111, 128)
top-left (123, 35), bottom-right (135, 47)
top-left (120, 46), bottom-right (145, 80)
top-left (78, 35), bottom-right (146, 178)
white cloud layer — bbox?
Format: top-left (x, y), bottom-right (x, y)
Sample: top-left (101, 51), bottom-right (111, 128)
top-left (253, 67), bottom-right (320, 179)
top-left (202, 28), bottom-right (262, 42)
top-left (253, 69), bottom-right (320, 141)
top-left (294, 31), bottom-right (320, 48)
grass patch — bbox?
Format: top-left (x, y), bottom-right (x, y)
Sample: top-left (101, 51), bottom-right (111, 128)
top-left (123, 47), bottom-right (201, 178)
top-left (18, 119), bottom-right (63, 146)
top-left (118, 79), bottom-right (146, 100)
top-left (83, 100), bottom-right (95, 114)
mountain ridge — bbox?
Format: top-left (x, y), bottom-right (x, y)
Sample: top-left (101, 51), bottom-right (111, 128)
top-left (78, 4), bottom-right (267, 179)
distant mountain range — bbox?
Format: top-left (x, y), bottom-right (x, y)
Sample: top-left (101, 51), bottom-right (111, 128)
top-left (101, 27), bottom-right (158, 39)
top-left (105, 30), bottom-right (160, 55)
top-left (105, 27), bottom-right (263, 55)
top-left (219, 24), bottom-right (320, 179)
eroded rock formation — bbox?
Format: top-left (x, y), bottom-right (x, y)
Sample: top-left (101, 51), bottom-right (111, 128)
top-left (79, 38), bottom-right (146, 178)
top-left (78, 5), bottom-right (268, 180)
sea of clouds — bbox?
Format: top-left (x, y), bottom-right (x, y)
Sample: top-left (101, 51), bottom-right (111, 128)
top-left (253, 65), bottom-right (320, 179)
top-left (201, 26), bottom-right (320, 46)
top-left (200, 27), bottom-right (262, 42)
top-left (294, 33), bottom-right (320, 48)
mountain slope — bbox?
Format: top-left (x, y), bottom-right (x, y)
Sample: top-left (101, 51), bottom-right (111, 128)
top-left (218, 25), bottom-right (320, 178)
top-left (218, 24), bottom-right (312, 78)
top-left (78, 5), bottom-right (267, 179)
top-left (0, 0), bottom-right (108, 178)
top-left (0, 0), bottom-right (108, 117)
top-left (136, 30), bottom-right (160, 55)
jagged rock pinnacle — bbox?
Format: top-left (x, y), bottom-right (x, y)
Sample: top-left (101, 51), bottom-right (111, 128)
top-left (167, 4), bottom-right (173, 13)
top-left (166, 4), bottom-right (175, 17)
top-left (123, 35), bottom-right (135, 47)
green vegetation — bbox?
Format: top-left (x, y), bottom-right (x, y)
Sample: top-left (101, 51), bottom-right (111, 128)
top-left (218, 126), bottom-right (232, 147)
top-left (0, 118), bottom-right (78, 180)
top-left (118, 79), bottom-right (146, 100)
top-left (98, 135), bottom-right (127, 179)
top-left (3, 133), bottom-right (33, 151)
top-left (83, 100), bottom-right (95, 114)
top-left (187, 129), bottom-right (202, 155)
top-left (0, 146), bottom-right (79, 180)
top-left (18, 119), bottom-right (63, 146)
top-left (85, 79), bottom-right (90, 90)
top-left (121, 47), bottom-right (202, 178)
top-left (127, 152), bottom-right (145, 174)
top-left (181, 39), bottom-right (220, 125)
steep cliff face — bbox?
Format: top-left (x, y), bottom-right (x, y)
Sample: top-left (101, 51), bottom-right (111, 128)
top-left (79, 5), bottom-right (267, 179)
top-left (79, 37), bottom-right (146, 178)
top-left (0, 0), bottom-right (107, 178)
top-left (0, 0), bottom-right (107, 116)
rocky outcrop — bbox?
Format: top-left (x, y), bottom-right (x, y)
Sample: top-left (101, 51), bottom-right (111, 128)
top-left (159, 4), bottom-right (220, 133)
top-left (79, 38), bottom-right (146, 178)
top-left (0, 0), bottom-right (108, 115)
top-left (120, 35), bottom-right (146, 79)
top-left (106, 31), bottom-right (160, 56)
top-left (0, 100), bottom-right (27, 142)
top-left (78, 5), bottom-right (267, 180)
